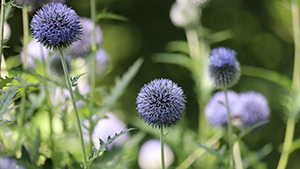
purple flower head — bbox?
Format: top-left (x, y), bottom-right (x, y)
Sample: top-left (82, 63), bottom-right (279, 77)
top-left (68, 17), bottom-right (103, 57)
top-left (208, 47), bottom-right (241, 89)
top-left (136, 78), bottom-right (187, 128)
top-left (204, 90), bottom-right (239, 126)
top-left (234, 91), bottom-right (270, 127)
top-left (95, 48), bottom-right (108, 75)
top-left (30, 3), bottom-right (81, 51)
top-left (49, 53), bottom-right (72, 77)
top-left (0, 157), bottom-right (26, 169)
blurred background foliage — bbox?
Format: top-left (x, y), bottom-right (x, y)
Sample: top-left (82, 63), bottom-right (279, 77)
top-left (3, 0), bottom-right (300, 168)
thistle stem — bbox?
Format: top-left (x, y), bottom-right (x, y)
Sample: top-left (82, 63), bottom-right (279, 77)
top-left (160, 127), bottom-right (165, 169)
top-left (88, 0), bottom-right (97, 153)
top-left (224, 88), bottom-right (234, 168)
top-left (58, 50), bottom-right (87, 167)
top-left (277, 0), bottom-right (299, 168)
top-left (0, 0), bottom-right (5, 77)
top-left (19, 6), bottom-right (29, 125)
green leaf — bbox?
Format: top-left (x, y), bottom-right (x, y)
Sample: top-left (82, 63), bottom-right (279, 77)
top-left (152, 53), bottom-right (194, 71)
top-left (241, 65), bottom-right (292, 90)
top-left (86, 128), bottom-right (135, 168)
top-left (70, 73), bottom-right (87, 87)
top-left (0, 76), bottom-right (13, 89)
top-left (0, 87), bottom-right (18, 120)
top-left (101, 57), bottom-right (143, 113)
top-left (235, 120), bottom-right (269, 141)
top-left (97, 8), bottom-right (128, 21)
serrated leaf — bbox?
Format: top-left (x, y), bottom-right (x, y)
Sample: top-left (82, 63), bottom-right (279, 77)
top-left (86, 128), bottom-right (135, 168)
top-left (0, 120), bottom-right (10, 125)
top-left (0, 76), bottom-right (13, 89)
top-left (101, 58), bottom-right (143, 113)
top-left (152, 53), bottom-right (194, 71)
top-left (70, 73), bottom-right (87, 87)
top-left (0, 87), bottom-right (18, 119)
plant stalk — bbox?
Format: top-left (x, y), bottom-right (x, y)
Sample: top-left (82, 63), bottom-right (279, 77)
top-left (59, 50), bottom-right (87, 167)
top-left (0, 0), bottom-right (5, 77)
top-left (224, 88), bottom-right (234, 168)
top-left (160, 127), bottom-right (165, 169)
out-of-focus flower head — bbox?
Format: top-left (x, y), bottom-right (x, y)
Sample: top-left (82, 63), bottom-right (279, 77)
top-left (138, 139), bottom-right (174, 169)
top-left (0, 157), bottom-right (26, 169)
top-left (20, 39), bottom-right (50, 68)
top-left (136, 78), bottom-right (187, 128)
top-left (176, 0), bottom-right (210, 6)
top-left (170, 2), bottom-right (201, 28)
top-left (95, 48), bottom-right (108, 75)
top-left (204, 90), bottom-right (239, 126)
top-left (3, 21), bottom-right (11, 43)
top-left (233, 91), bottom-right (270, 127)
top-left (208, 47), bottom-right (241, 89)
top-left (49, 53), bottom-right (72, 77)
top-left (68, 17), bottom-right (103, 57)
top-left (83, 112), bottom-right (129, 150)
top-left (30, 3), bottom-right (81, 51)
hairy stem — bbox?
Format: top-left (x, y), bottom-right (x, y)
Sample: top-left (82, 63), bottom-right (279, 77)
top-left (224, 88), bottom-right (234, 168)
top-left (160, 127), bottom-right (165, 169)
top-left (59, 50), bottom-right (87, 167)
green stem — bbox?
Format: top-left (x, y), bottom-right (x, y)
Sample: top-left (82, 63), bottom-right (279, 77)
top-left (58, 50), bottom-right (87, 167)
top-left (0, 0), bottom-right (5, 77)
top-left (277, 0), bottom-right (299, 168)
top-left (277, 118), bottom-right (295, 169)
top-left (224, 88), bottom-right (234, 168)
top-left (19, 6), bottom-right (29, 125)
top-left (88, 0), bottom-right (97, 153)
top-left (233, 139), bottom-right (243, 169)
top-left (160, 127), bottom-right (165, 169)
top-left (291, 0), bottom-right (300, 91)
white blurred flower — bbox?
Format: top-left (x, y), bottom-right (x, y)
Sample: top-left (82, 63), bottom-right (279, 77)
top-left (83, 112), bottom-right (129, 150)
top-left (170, 2), bottom-right (201, 28)
top-left (176, 0), bottom-right (209, 6)
top-left (95, 48), bottom-right (109, 75)
top-left (138, 139), bottom-right (174, 169)
top-left (20, 39), bottom-right (51, 68)
top-left (0, 157), bottom-right (26, 169)
top-left (3, 21), bottom-right (11, 43)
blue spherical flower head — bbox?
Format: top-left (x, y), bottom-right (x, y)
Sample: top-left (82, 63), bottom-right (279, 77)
top-left (136, 78), bottom-right (187, 128)
top-left (30, 3), bottom-right (81, 51)
top-left (204, 90), bottom-right (238, 126)
top-left (208, 47), bottom-right (241, 89)
top-left (234, 91), bottom-right (270, 128)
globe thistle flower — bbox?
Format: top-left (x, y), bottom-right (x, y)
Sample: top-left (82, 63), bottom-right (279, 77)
top-left (95, 48), bottom-right (108, 75)
top-left (204, 90), bottom-right (239, 126)
top-left (20, 39), bottom-right (50, 68)
top-left (49, 53), bottom-right (72, 77)
top-left (208, 47), bottom-right (241, 89)
top-left (138, 139), bottom-right (174, 169)
top-left (170, 2), bottom-right (201, 28)
top-left (136, 78), bottom-right (186, 128)
top-left (82, 112), bottom-right (130, 150)
top-left (30, 3), bottom-right (81, 51)
top-left (233, 91), bottom-right (270, 127)
top-left (68, 17), bottom-right (103, 57)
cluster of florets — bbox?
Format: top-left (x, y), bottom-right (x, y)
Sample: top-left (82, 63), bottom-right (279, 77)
top-left (30, 3), bottom-right (82, 51)
top-left (208, 47), bottom-right (241, 89)
top-left (204, 90), bottom-right (270, 128)
top-left (136, 78), bottom-right (187, 128)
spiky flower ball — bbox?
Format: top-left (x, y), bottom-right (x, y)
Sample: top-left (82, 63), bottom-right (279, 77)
top-left (170, 2), bottom-right (201, 28)
top-left (136, 78), bottom-right (186, 128)
top-left (49, 53), bottom-right (72, 76)
top-left (30, 3), bottom-right (81, 51)
top-left (204, 90), bottom-right (239, 126)
top-left (208, 47), bottom-right (241, 89)
top-left (68, 17), bottom-right (103, 57)
top-left (234, 91), bottom-right (270, 127)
